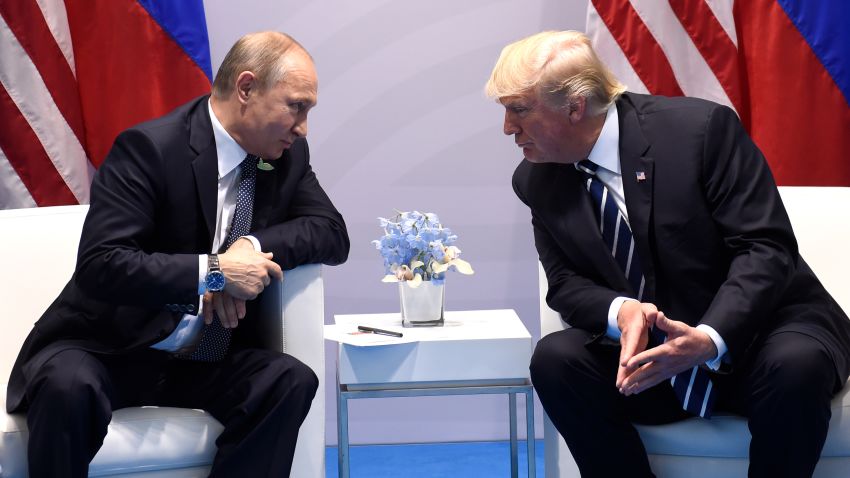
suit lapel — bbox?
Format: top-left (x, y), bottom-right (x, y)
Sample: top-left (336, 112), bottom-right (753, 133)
top-left (617, 95), bottom-right (657, 300)
top-left (552, 166), bottom-right (631, 291)
top-left (188, 97), bottom-right (218, 245)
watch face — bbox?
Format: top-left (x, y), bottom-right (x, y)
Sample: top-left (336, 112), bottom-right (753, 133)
top-left (206, 271), bottom-right (226, 292)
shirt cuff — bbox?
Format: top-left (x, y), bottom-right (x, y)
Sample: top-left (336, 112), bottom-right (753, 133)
top-left (696, 324), bottom-right (728, 370)
top-left (606, 297), bottom-right (637, 340)
top-left (198, 254), bottom-right (207, 295)
top-left (243, 235), bottom-right (261, 252)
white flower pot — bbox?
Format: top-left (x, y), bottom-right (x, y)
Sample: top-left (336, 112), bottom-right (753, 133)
top-left (399, 280), bottom-right (445, 327)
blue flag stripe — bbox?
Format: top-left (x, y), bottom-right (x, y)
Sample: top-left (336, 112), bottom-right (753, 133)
top-left (777, 0), bottom-right (850, 107)
top-left (135, 0), bottom-right (213, 81)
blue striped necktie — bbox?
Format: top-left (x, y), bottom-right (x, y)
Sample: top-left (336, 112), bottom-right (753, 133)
top-left (577, 160), bottom-right (716, 418)
top-left (187, 154), bottom-right (259, 362)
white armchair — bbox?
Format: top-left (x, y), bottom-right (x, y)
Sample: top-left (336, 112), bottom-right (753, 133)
top-left (539, 186), bottom-right (850, 477)
top-left (0, 205), bottom-right (325, 478)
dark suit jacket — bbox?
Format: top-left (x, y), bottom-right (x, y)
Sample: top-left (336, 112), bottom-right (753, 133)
top-left (514, 92), bottom-right (850, 379)
top-left (7, 95), bottom-right (350, 412)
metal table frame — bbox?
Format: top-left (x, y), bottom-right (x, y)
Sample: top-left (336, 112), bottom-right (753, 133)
top-left (336, 375), bottom-right (536, 478)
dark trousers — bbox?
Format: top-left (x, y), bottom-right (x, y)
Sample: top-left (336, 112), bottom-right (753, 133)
top-left (531, 327), bottom-right (842, 478)
top-left (23, 347), bottom-right (318, 478)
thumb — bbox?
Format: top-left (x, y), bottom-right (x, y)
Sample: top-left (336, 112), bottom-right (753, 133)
top-left (655, 312), bottom-right (672, 331)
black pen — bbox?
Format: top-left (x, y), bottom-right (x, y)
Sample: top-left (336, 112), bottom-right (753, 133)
top-left (357, 325), bottom-right (403, 338)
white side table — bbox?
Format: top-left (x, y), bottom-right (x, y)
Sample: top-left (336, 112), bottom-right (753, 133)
top-left (330, 309), bottom-right (536, 478)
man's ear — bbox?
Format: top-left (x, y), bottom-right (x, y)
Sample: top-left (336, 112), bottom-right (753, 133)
top-left (567, 96), bottom-right (587, 124)
top-left (235, 71), bottom-right (257, 104)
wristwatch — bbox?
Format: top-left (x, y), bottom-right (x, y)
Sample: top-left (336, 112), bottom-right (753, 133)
top-left (204, 254), bottom-right (226, 292)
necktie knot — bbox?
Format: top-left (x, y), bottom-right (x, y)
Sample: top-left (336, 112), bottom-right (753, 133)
top-left (576, 159), bottom-right (598, 176)
top-left (241, 154), bottom-right (259, 177)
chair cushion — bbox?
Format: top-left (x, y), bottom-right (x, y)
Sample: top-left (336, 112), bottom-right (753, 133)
top-left (637, 380), bottom-right (850, 458)
top-left (1, 385), bottom-right (222, 477)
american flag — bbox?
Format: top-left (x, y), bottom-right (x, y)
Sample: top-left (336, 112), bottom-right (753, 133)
top-left (586, 0), bottom-right (850, 186)
top-left (0, 0), bottom-right (212, 209)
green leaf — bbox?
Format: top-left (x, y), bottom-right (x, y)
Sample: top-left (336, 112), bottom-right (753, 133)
top-left (257, 159), bottom-right (275, 171)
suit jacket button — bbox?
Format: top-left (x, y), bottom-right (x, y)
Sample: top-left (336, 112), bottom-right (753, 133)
top-left (186, 304), bottom-right (196, 313)
top-left (167, 304), bottom-right (178, 312)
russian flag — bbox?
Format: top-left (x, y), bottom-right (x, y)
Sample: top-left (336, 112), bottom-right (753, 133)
top-left (587, 0), bottom-right (850, 186)
top-left (0, 0), bottom-right (211, 208)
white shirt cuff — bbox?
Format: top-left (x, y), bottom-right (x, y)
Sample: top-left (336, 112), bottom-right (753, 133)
top-left (696, 324), bottom-right (727, 370)
top-left (606, 297), bottom-right (637, 340)
top-left (197, 254), bottom-right (207, 295)
top-left (243, 235), bottom-right (262, 251)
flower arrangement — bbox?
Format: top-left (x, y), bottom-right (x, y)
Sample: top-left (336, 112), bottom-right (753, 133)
top-left (373, 210), bottom-right (473, 288)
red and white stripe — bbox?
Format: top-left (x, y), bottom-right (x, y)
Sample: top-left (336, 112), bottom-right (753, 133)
top-left (0, 0), bottom-right (94, 208)
top-left (587, 0), bottom-right (742, 120)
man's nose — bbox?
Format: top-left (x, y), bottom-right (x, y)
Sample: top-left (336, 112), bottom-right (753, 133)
top-left (293, 119), bottom-right (308, 138)
top-left (503, 114), bottom-right (519, 136)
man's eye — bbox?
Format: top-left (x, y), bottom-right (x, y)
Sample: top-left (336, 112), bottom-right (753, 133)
top-left (290, 102), bottom-right (304, 113)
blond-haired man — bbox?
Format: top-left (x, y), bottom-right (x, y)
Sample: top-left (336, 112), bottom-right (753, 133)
top-left (487, 30), bottom-right (850, 477)
top-left (7, 32), bottom-right (349, 477)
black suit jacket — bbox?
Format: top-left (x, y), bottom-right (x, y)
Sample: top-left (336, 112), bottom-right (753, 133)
top-left (7, 95), bottom-right (350, 412)
top-left (514, 92), bottom-right (850, 377)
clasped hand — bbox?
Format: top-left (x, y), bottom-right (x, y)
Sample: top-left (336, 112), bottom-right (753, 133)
top-left (218, 238), bottom-right (283, 300)
top-left (203, 238), bottom-right (283, 329)
top-left (615, 301), bottom-right (717, 396)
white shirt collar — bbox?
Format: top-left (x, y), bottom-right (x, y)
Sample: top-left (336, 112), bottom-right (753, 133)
top-left (208, 99), bottom-right (247, 178)
top-left (586, 104), bottom-right (620, 175)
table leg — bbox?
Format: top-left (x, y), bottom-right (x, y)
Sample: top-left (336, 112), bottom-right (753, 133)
top-left (337, 384), bottom-right (350, 478)
top-left (510, 392), bottom-right (518, 478)
top-left (525, 388), bottom-right (536, 478)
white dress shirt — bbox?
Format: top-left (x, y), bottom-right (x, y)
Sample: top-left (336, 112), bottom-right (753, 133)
top-left (582, 105), bottom-right (727, 370)
top-left (151, 99), bottom-right (261, 352)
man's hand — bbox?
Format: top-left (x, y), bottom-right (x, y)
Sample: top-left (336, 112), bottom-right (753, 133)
top-left (616, 301), bottom-right (658, 391)
top-left (218, 238), bottom-right (283, 300)
top-left (619, 312), bottom-right (718, 396)
top-left (202, 291), bottom-right (246, 328)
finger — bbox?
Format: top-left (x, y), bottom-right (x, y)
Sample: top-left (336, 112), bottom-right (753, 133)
top-left (654, 313), bottom-right (686, 338)
top-left (617, 331), bottom-right (643, 388)
top-left (641, 303), bottom-right (658, 327)
top-left (235, 299), bottom-right (247, 320)
top-left (627, 345), bottom-right (665, 370)
top-left (261, 252), bottom-right (274, 260)
top-left (267, 261), bottom-right (283, 280)
top-left (622, 363), bottom-right (665, 395)
top-left (202, 293), bottom-right (214, 325)
top-left (223, 294), bottom-right (239, 328)
top-left (212, 293), bottom-right (229, 327)
top-left (262, 274), bottom-right (271, 287)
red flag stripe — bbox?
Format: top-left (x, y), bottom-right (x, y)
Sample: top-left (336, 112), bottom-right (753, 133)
top-left (0, 84), bottom-right (78, 206)
top-left (66, 0), bottom-right (212, 166)
top-left (735, 0), bottom-right (850, 186)
top-left (591, 0), bottom-right (685, 97)
top-left (668, 0), bottom-right (749, 127)
top-left (0, 1), bottom-right (87, 151)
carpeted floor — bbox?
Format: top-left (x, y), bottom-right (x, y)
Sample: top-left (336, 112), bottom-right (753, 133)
top-left (325, 439), bottom-right (544, 477)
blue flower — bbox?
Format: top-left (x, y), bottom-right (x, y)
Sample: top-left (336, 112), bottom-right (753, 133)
top-left (375, 210), bottom-right (474, 285)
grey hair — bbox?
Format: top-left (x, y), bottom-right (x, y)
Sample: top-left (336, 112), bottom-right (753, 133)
top-left (212, 31), bottom-right (311, 98)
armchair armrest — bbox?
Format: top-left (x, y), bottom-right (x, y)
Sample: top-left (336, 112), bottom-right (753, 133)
top-left (258, 264), bottom-right (325, 478)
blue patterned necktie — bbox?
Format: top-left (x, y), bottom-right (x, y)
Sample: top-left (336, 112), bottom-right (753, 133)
top-left (577, 160), bottom-right (716, 418)
top-left (188, 154), bottom-right (259, 362)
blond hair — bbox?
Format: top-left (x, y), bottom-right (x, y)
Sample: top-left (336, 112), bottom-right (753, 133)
top-left (212, 31), bottom-right (311, 98)
top-left (485, 31), bottom-right (625, 115)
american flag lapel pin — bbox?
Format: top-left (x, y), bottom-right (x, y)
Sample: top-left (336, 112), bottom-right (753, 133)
top-left (636, 171), bottom-right (646, 182)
